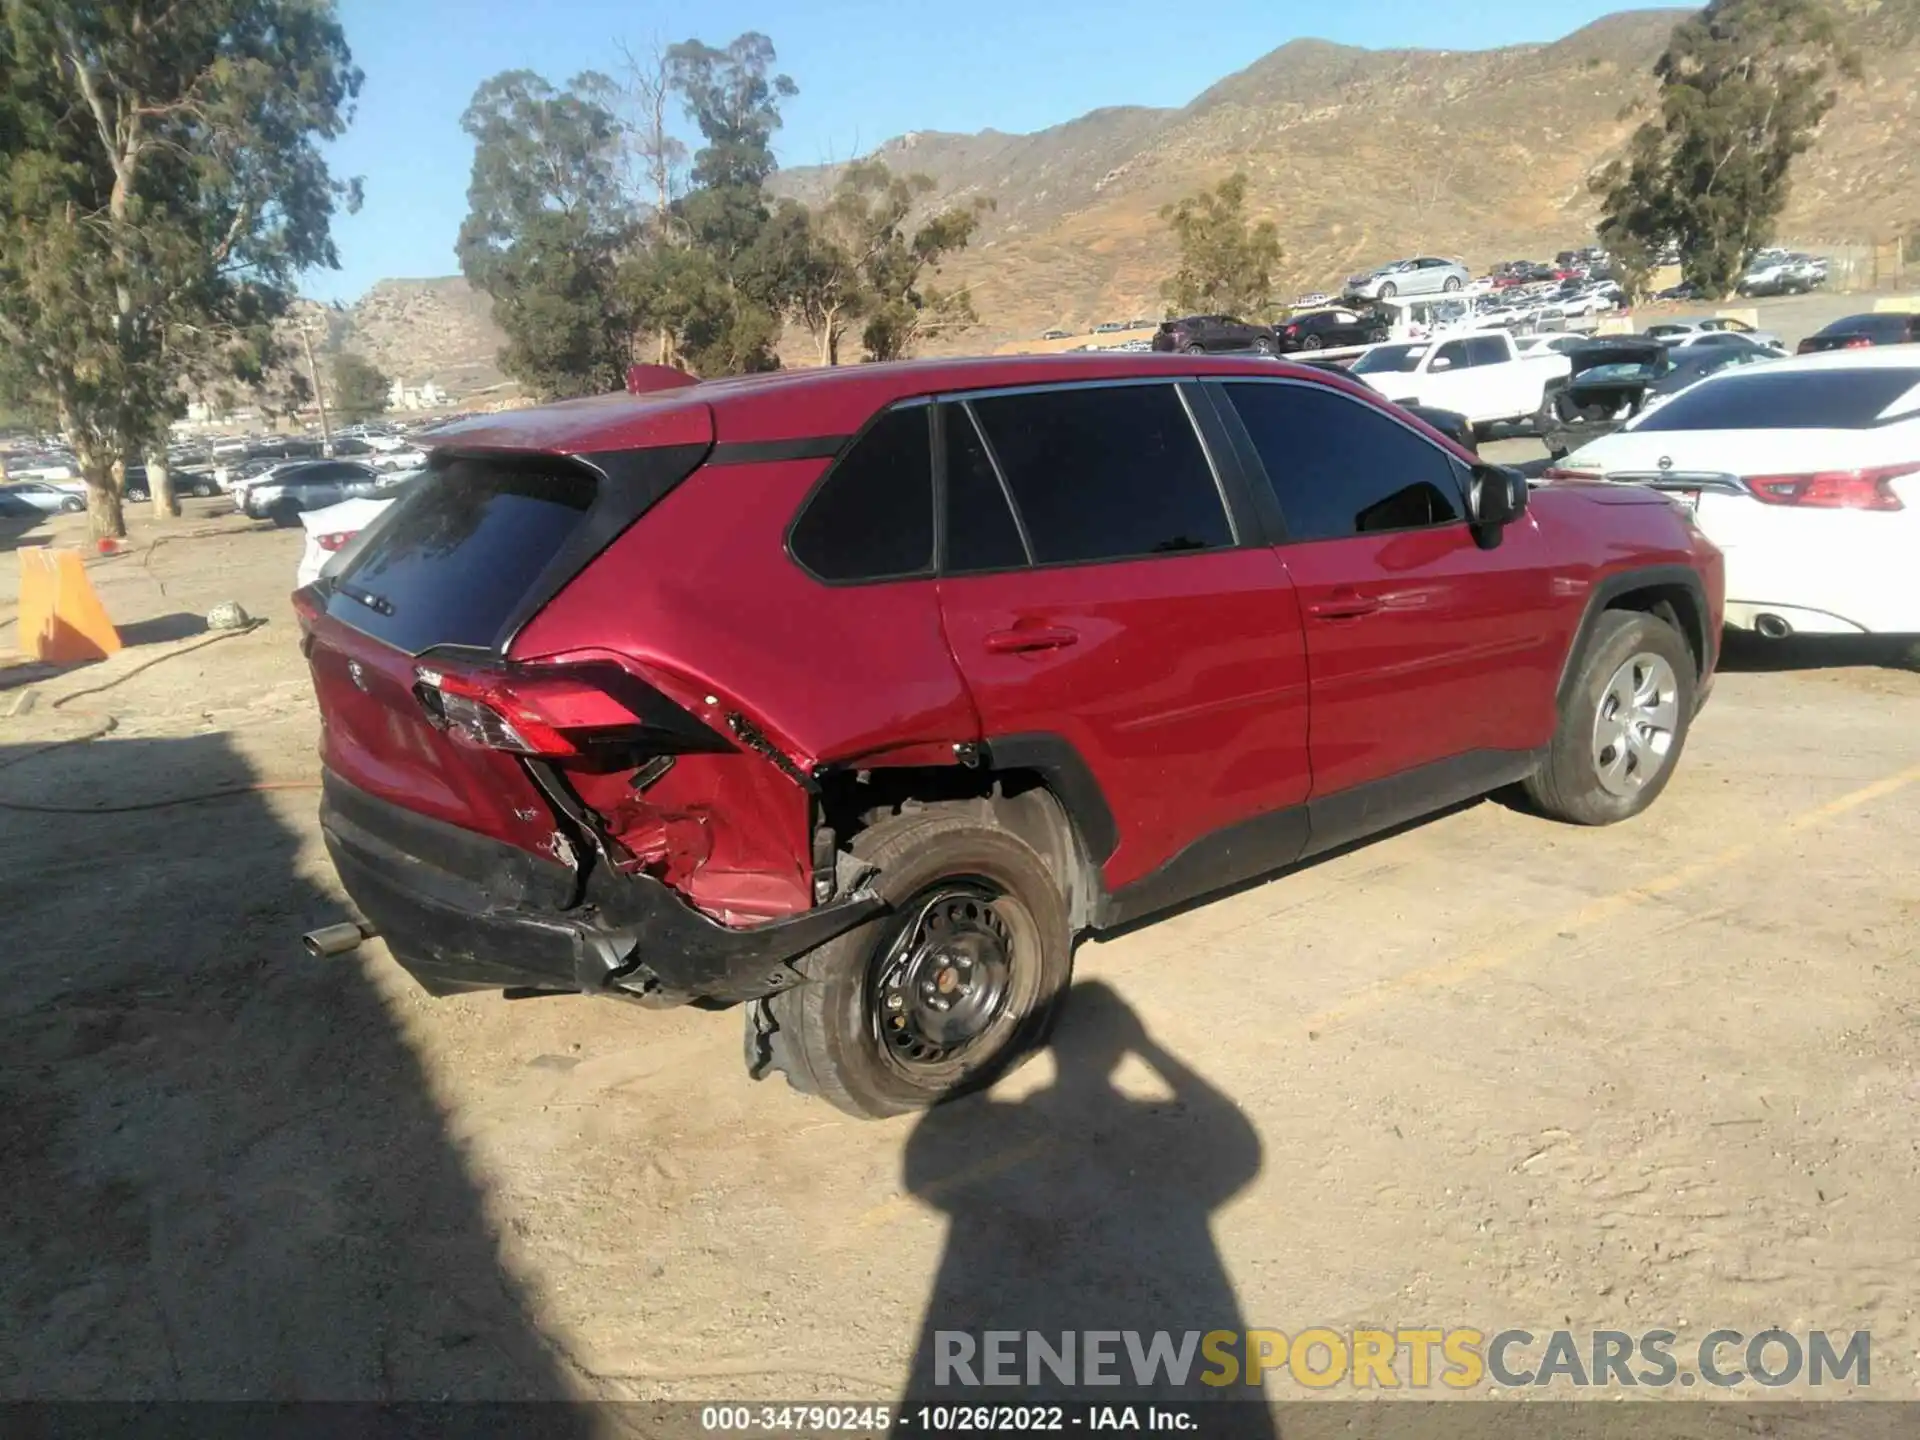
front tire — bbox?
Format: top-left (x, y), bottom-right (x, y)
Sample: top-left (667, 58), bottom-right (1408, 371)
top-left (1251, 336), bottom-right (1275, 355)
top-left (1524, 610), bottom-right (1696, 826)
top-left (1443, 276), bottom-right (1463, 292)
top-left (762, 810), bottom-right (1073, 1118)
top-left (1183, 342), bottom-right (1206, 355)
top-left (1377, 282), bottom-right (1397, 300)
top-left (269, 500), bottom-right (302, 528)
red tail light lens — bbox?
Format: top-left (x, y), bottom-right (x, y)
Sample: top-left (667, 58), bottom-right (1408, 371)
top-left (410, 661), bottom-right (732, 764)
top-left (1745, 463), bottom-right (1916, 511)
top-left (315, 530), bottom-right (357, 552)
top-left (413, 666), bottom-right (640, 757)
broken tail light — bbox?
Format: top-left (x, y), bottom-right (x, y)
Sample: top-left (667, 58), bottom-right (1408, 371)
top-left (1744, 463), bottom-right (1915, 512)
top-left (412, 661), bottom-right (733, 765)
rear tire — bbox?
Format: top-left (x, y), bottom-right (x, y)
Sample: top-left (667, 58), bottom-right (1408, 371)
top-left (1251, 335), bottom-right (1275, 356)
top-left (1183, 343), bottom-right (1206, 355)
top-left (1524, 610), bottom-right (1696, 826)
top-left (1443, 276), bottom-right (1463, 293)
top-left (760, 809), bottom-right (1073, 1119)
top-left (269, 500), bottom-right (302, 528)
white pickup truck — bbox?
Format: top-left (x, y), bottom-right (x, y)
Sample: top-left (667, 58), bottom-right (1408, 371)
top-left (1346, 330), bottom-right (1570, 435)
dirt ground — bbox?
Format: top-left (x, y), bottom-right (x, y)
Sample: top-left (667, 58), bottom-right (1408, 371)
top-left (2, 498), bottom-right (1919, 1414)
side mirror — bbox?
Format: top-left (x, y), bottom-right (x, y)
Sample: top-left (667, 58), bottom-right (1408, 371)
top-left (1468, 464), bottom-right (1528, 547)
top-left (1430, 356), bottom-right (1454, 371)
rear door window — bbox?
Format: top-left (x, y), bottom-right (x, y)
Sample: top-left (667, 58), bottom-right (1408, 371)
top-left (942, 404), bottom-right (1029, 574)
top-left (1466, 335), bottom-right (1508, 366)
top-left (788, 404), bottom-right (934, 583)
top-left (966, 383), bottom-right (1233, 565)
top-left (1432, 340), bottom-right (1474, 370)
top-left (324, 455), bottom-right (598, 653)
top-left (1631, 369), bottom-right (1920, 432)
top-left (1224, 382), bottom-right (1466, 541)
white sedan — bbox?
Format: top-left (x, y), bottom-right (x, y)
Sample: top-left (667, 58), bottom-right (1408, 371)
top-left (1546, 347), bottom-right (1920, 637)
top-left (292, 472), bottom-right (419, 588)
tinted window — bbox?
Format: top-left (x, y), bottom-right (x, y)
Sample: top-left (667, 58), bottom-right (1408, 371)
top-left (327, 456), bottom-right (598, 653)
top-left (1466, 335), bottom-right (1508, 366)
top-left (1432, 340), bottom-right (1473, 370)
top-left (789, 405), bottom-right (934, 582)
top-left (1350, 343), bottom-right (1427, 375)
top-left (1225, 382), bottom-right (1465, 541)
top-left (943, 405), bottom-right (1028, 573)
top-left (1631, 368), bottom-right (1920, 432)
top-left (968, 384), bottom-right (1232, 564)
top-left (1817, 314), bottom-right (1903, 340)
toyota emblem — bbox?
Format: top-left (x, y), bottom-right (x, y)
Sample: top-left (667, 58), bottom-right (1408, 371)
top-left (1657, 455), bottom-right (1673, 471)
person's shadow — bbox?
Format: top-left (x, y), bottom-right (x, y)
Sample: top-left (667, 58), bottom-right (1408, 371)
top-left (899, 981), bottom-right (1273, 1432)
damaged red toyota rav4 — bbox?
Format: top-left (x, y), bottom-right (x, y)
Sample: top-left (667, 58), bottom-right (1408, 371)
top-left (295, 354), bottom-right (1722, 1118)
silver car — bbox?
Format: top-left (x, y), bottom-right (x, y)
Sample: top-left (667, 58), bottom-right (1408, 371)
top-left (1, 480), bottom-right (86, 514)
top-left (1344, 257), bottom-right (1472, 301)
top-left (240, 459), bottom-right (382, 526)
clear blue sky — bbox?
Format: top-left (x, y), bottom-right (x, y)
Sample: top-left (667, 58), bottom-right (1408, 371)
top-left (307, 0), bottom-right (1680, 301)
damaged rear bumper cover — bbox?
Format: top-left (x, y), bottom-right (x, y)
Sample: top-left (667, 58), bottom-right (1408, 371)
top-left (319, 772), bottom-right (882, 1003)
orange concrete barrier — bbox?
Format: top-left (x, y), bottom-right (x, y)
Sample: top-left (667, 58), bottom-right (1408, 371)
top-left (16, 547), bottom-right (122, 664)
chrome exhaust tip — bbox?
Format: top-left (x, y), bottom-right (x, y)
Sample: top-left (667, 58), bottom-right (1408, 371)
top-left (302, 922), bottom-right (372, 958)
top-left (1753, 613), bottom-right (1792, 640)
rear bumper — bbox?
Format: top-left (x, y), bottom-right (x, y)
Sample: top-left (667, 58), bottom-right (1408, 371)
top-left (320, 772), bottom-right (882, 1004)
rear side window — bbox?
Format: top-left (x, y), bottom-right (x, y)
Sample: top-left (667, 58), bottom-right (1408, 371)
top-left (1632, 369), bottom-right (1920, 432)
top-left (1466, 335), bottom-right (1508, 366)
top-left (1225, 382), bottom-right (1465, 542)
top-left (943, 405), bottom-right (1028, 573)
top-left (326, 456), bottom-right (597, 653)
top-left (788, 405), bottom-right (934, 582)
top-left (967, 384), bottom-right (1232, 565)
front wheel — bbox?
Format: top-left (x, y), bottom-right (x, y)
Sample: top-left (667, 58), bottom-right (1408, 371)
top-left (269, 500), bottom-right (302, 528)
top-left (1251, 335), bottom-right (1275, 355)
top-left (1442, 276), bottom-right (1462, 292)
top-left (1523, 610), bottom-right (1696, 825)
top-left (61, 497), bottom-right (85, 513)
top-left (759, 809), bottom-right (1073, 1118)
top-left (1183, 342), bottom-right (1206, 355)
top-left (1377, 282), bottom-right (1397, 300)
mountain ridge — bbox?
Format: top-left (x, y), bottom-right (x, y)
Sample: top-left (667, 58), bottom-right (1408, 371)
top-left (340, 3), bottom-right (1919, 384)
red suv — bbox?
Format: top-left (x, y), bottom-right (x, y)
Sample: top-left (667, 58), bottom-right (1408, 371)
top-left (297, 355), bottom-right (1722, 1118)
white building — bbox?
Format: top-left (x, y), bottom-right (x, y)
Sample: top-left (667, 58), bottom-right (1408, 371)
top-left (386, 379), bottom-right (447, 412)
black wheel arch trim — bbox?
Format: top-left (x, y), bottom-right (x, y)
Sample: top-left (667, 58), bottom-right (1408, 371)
top-left (979, 733), bottom-right (1120, 866)
top-left (1556, 564), bottom-right (1713, 709)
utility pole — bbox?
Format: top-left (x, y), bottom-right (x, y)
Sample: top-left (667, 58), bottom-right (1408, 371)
top-left (299, 320), bottom-right (333, 456)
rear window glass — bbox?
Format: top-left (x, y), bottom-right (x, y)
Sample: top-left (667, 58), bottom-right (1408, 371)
top-left (788, 405), bottom-right (934, 583)
top-left (1631, 369), bottom-right (1920, 432)
top-left (325, 456), bottom-right (596, 653)
top-left (1817, 314), bottom-right (1904, 340)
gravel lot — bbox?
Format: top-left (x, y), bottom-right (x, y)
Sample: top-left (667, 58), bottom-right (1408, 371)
top-left (3, 463), bottom-right (1918, 1413)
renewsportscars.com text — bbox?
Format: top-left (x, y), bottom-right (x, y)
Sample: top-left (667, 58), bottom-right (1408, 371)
top-left (933, 1328), bottom-right (1870, 1390)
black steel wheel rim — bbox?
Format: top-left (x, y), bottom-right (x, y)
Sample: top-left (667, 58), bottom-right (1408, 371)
top-left (870, 883), bottom-right (1018, 1071)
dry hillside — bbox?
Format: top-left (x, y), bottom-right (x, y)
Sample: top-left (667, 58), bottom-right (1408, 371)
top-left (342, 2), bottom-right (1920, 376)
top-left (777, 1), bottom-right (1920, 348)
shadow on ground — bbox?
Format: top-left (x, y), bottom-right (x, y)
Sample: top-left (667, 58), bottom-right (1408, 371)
top-left (900, 981), bottom-right (1274, 1432)
top-left (0, 732), bottom-right (582, 1403)
top-left (1717, 630), bottom-right (1918, 674)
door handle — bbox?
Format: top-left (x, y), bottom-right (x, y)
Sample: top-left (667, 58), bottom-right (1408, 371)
top-left (984, 625), bottom-right (1080, 654)
top-left (1305, 591), bottom-right (1382, 620)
